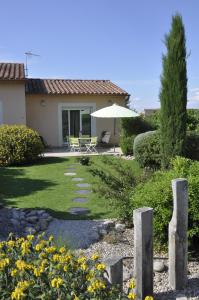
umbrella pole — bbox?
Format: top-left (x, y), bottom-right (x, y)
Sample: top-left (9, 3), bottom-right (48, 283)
top-left (113, 118), bottom-right (116, 152)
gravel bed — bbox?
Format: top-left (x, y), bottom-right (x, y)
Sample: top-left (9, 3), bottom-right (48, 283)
top-left (77, 228), bottom-right (199, 300)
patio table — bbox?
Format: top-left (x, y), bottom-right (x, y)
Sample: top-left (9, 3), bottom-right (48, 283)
top-left (78, 137), bottom-right (91, 151)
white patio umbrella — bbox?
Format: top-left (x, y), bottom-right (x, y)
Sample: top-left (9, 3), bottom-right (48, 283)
top-left (91, 103), bottom-right (139, 152)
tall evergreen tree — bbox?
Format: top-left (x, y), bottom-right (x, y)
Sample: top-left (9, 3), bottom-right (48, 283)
top-left (160, 14), bottom-right (187, 168)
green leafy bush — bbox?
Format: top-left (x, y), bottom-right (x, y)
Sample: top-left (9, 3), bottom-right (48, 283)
top-left (185, 133), bottom-right (199, 160)
top-left (78, 156), bottom-right (90, 166)
top-left (144, 111), bottom-right (160, 130)
top-left (0, 125), bottom-right (44, 166)
top-left (120, 117), bottom-right (153, 156)
top-left (187, 109), bottom-right (199, 133)
top-left (120, 135), bottom-right (136, 155)
top-left (131, 157), bottom-right (199, 248)
top-left (121, 117), bottom-right (152, 136)
top-left (133, 131), bottom-right (161, 169)
top-left (90, 156), bottom-right (137, 224)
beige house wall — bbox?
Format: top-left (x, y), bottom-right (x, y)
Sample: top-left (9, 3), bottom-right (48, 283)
top-left (0, 81), bottom-right (26, 125)
top-left (26, 94), bottom-right (126, 146)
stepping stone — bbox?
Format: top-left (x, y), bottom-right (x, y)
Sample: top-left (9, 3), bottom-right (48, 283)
top-left (64, 172), bottom-right (76, 176)
top-left (76, 190), bottom-right (91, 195)
top-left (73, 198), bottom-right (88, 203)
top-left (76, 183), bottom-right (91, 188)
top-left (68, 207), bottom-right (90, 215)
top-left (72, 178), bottom-right (84, 182)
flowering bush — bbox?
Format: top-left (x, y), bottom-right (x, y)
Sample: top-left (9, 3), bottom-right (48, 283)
top-left (0, 234), bottom-right (155, 300)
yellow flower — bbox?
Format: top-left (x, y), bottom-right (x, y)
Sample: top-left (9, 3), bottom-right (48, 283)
top-left (86, 270), bottom-right (94, 281)
top-left (0, 258), bottom-right (10, 270)
top-left (7, 240), bottom-right (15, 247)
top-left (96, 263), bottom-right (106, 271)
top-left (11, 269), bottom-right (18, 277)
top-left (52, 254), bottom-right (60, 262)
top-left (27, 234), bottom-right (34, 241)
top-left (21, 240), bottom-right (31, 256)
top-left (74, 295), bottom-right (79, 300)
top-left (49, 235), bottom-right (54, 241)
top-left (51, 277), bottom-right (63, 288)
top-left (87, 280), bottom-right (106, 292)
top-left (59, 247), bottom-right (66, 254)
top-left (80, 263), bottom-right (87, 271)
top-left (144, 297), bottom-right (153, 300)
top-left (77, 256), bottom-right (86, 264)
top-left (63, 265), bottom-right (68, 272)
top-left (35, 244), bottom-right (42, 251)
top-left (11, 281), bottom-right (31, 300)
top-left (34, 267), bottom-right (42, 277)
top-left (45, 246), bottom-right (56, 253)
top-left (11, 287), bottom-right (26, 300)
top-left (91, 253), bottom-right (100, 260)
top-left (128, 292), bottom-right (136, 300)
top-left (129, 279), bottom-right (135, 289)
top-left (16, 260), bottom-right (26, 271)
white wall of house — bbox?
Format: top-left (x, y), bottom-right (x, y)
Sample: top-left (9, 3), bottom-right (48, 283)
top-left (0, 81), bottom-right (26, 125)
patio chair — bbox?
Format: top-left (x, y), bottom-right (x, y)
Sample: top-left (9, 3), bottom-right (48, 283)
top-left (101, 131), bottom-right (111, 144)
top-left (69, 137), bottom-right (80, 152)
top-left (85, 136), bottom-right (98, 153)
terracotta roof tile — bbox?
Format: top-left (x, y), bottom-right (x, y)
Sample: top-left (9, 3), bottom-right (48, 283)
top-left (25, 79), bottom-right (129, 96)
top-left (0, 63), bottom-right (25, 80)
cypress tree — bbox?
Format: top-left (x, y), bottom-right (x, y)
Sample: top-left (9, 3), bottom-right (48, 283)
top-left (160, 14), bottom-right (187, 168)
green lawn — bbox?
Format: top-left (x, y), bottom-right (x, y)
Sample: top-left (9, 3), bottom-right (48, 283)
top-left (0, 156), bottom-right (141, 220)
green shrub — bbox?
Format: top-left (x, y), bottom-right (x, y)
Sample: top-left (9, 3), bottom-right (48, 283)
top-left (187, 109), bottom-right (199, 133)
top-left (0, 125), bottom-right (44, 166)
top-left (120, 117), bottom-right (153, 156)
top-left (144, 111), bottom-right (160, 130)
top-left (185, 133), bottom-right (199, 160)
top-left (132, 157), bottom-right (199, 248)
top-left (120, 135), bottom-right (136, 155)
top-left (133, 131), bottom-right (161, 169)
top-left (121, 117), bottom-right (152, 136)
top-left (78, 156), bottom-right (90, 166)
top-left (90, 156), bottom-right (137, 224)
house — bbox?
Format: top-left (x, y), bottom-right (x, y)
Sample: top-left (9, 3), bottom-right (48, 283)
top-left (0, 62), bottom-right (129, 147)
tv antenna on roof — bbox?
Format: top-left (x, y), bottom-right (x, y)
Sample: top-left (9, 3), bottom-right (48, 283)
top-left (25, 51), bottom-right (40, 77)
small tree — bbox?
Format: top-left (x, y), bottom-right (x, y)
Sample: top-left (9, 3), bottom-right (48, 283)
top-left (160, 14), bottom-right (188, 168)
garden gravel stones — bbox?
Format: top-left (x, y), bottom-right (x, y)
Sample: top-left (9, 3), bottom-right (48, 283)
top-left (72, 178), bottom-right (84, 182)
top-left (64, 172), bottom-right (76, 176)
top-left (76, 190), bottom-right (91, 195)
top-left (76, 183), bottom-right (91, 188)
top-left (68, 207), bottom-right (90, 215)
top-left (154, 260), bottom-right (167, 273)
top-left (73, 198), bottom-right (88, 203)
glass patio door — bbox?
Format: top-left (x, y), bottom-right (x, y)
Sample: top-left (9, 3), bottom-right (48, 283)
top-left (62, 107), bottom-right (91, 142)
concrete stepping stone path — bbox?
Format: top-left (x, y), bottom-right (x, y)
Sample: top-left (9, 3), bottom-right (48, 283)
top-left (73, 198), bottom-right (88, 203)
top-left (68, 207), bottom-right (90, 215)
top-left (72, 178), bottom-right (84, 182)
top-left (76, 183), bottom-right (91, 188)
top-left (76, 190), bottom-right (91, 195)
top-left (64, 172), bottom-right (76, 176)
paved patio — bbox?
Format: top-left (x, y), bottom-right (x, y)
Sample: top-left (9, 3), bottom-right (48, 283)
top-left (44, 147), bottom-right (122, 157)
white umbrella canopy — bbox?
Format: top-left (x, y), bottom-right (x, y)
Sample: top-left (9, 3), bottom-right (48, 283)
top-left (91, 103), bottom-right (139, 152)
top-left (91, 103), bottom-right (138, 118)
